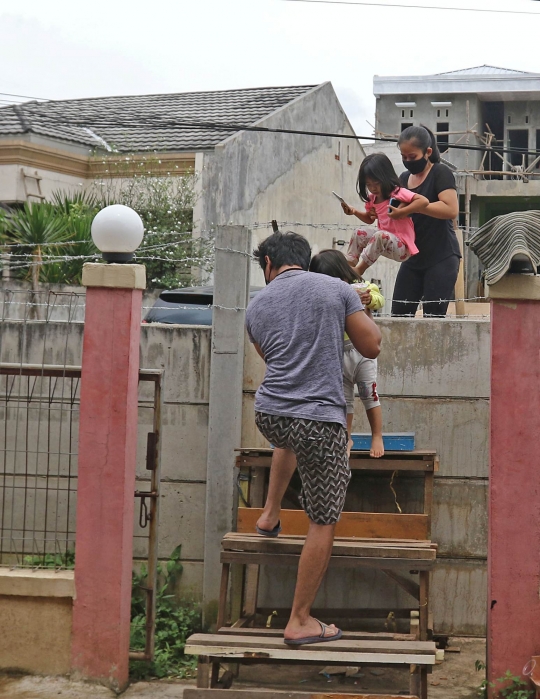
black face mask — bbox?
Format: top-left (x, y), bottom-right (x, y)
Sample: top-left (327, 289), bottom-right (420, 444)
top-left (403, 156), bottom-right (428, 175)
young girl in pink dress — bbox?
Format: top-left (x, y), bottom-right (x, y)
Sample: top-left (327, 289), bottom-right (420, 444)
top-left (341, 153), bottom-right (429, 276)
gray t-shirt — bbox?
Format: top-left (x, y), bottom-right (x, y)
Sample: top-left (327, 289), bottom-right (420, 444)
top-left (246, 269), bottom-right (363, 427)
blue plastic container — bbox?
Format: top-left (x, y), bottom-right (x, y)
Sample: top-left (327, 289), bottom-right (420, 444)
top-left (351, 432), bottom-right (415, 452)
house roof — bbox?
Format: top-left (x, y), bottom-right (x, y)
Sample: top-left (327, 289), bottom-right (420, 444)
top-left (374, 64), bottom-right (540, 99)
top-left (0, 85), bottom-right (318, 153)
top-left (436, 65), bottom-right (537, 77)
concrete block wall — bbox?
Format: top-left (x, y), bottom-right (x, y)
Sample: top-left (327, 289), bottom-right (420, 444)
top-left (243, 318), bottom-right (490, 636)
top-left (1, 316), bottom-right (490, 633)
top-left (0, 319), bottom-right (212, 598)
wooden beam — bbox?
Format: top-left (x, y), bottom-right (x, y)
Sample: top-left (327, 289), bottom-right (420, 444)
top-left (185, 643), bottom-right (435, 665)
top-left (217, 627), bottom-right (416, 641)
top-left (381, 570), bottom-right (420, 601)
top-left (186, 633), bottom-right (435, 656)
top-left (237, 509), bottom-right (430, 541)
top-left (223, 534), bottom-right (436, 559)
top-left (185, 690), bottom-right (420, 699)
top-left (236, 454), bottom-right (435, 472)
top-left (221, 551), bottom-right (434, 571)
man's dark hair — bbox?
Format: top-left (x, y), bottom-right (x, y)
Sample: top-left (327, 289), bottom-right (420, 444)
top-left (253, 231), bottom-right (311, 272)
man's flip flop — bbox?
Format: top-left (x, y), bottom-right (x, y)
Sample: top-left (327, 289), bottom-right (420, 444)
top-left (284, 620), bottom-right (343, 646)
top-left (255, 521), bottom-right (282, 537)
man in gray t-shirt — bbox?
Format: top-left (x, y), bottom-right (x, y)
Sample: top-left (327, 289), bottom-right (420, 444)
top-left (246, 231), bottom-right (381, 646)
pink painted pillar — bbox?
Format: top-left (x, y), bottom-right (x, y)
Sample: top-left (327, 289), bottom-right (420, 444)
top-left (71, 263), bottom-right (145, 691)
top-left (488, 276), bottom-right (540, 690)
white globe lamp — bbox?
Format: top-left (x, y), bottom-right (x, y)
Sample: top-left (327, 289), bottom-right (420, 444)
top-left (91, 204), bottom-right (144, 263)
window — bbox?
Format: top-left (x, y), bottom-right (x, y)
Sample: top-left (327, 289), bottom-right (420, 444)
top-left (335, 141), bottom-right (340, 161)
top-left (409, 109), bottom-right (414, 118)
top-left (525, 115), bottom-right (529, 124)
top-left (401, 109), bottom-right (405, 118)
top-left (347, 145), bottom-right (352, 165)
top-left (536, 130), bottom-right (540, 169)
top-left (508, 115), bottom-right (512, 124)
top-left (436, 122), bottom-right (449, 153)
top-left (401, 123), bottom-right (413, 132)
top-left (437, 109), bottom-right (441, 118)
top-left (508, 129), bottom-right (529, 168)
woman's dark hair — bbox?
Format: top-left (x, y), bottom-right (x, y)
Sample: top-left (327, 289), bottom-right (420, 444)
top-left (356, 152), bottom-right (400, 202)
top-left (309, 248), bottom-right (362, 284)
top-left (398, 124), bottom-right (441, 164)
top-left (254, 231), bottom-right (311, 271)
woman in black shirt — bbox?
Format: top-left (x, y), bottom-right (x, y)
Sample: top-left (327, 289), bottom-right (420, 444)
top-left (392, 125), bottom-right (460, 317)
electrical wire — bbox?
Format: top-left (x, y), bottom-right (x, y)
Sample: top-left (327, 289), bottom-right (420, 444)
top-left (0, 91), bottom-right (47, 101)
top-left (7, 109), bottom-right (540, 159)
top-left (281, 0), bottom-right (540, 16)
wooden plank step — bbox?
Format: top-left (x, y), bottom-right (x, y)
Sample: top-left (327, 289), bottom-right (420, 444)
top-left (218, 627), bottom-right (416, 642)
top-left (235, 447), bottom-right (436, 458)
top-left (237, 509), bottom-right (430, 541)
top-left (185, 635), bottom-right (436, 666)
top-left (187, 633), bottom-right (434, 654)
top-left (225, 533), bottom-right (436, 548)
top-left (185, 690), bottom-right (419, 699)
top-left (185, 643), bottom-right (434, 666)
top-left (222, 551), bottom-right (435, 570)
top-left (222, 534), bottom-right (436, 560)
top-left (236, 455), bottom-right (434, 472)
top-left (256, 607), bottom-right (416, 620)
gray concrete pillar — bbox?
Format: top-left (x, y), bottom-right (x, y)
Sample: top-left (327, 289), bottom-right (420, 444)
top-left (203, 225), bottom-right (252, 624)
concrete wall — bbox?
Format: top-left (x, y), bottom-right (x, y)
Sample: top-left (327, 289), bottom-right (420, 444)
top-left (0, 314), bottom-right (490, 634)
top-left (197, 83), bottom-right (367, 287)
top-left (0, 317), bottom-right (211, 597)
top-left (0, 570), bottom-right (74, 675)
top-left (243, 318), bottom-right (490, 636)
top-left (375, 93), bottom-right (484, 171)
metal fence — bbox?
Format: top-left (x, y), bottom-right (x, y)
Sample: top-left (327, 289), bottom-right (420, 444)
top-left (0, 287), bottom-right (163, 660)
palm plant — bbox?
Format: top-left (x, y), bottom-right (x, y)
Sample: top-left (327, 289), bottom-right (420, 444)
top-left (57, 213), bottom-right (99, 285)
top-left (10, 203), bottom-right (70, 290)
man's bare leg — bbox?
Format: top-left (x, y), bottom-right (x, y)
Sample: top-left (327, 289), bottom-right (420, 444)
top-left (256, 447), bottom-right (296, 532)
top-left (284, 521), bottom-right (339, 640)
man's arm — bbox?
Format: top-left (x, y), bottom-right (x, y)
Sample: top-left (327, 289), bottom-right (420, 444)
top-left (253, 343), bottom-right (265, 361)
top-left (345, 311), bottom-right (381, 359)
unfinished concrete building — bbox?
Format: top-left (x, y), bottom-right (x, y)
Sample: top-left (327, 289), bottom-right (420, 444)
top-left (373, 65), bottom-right (540, 296)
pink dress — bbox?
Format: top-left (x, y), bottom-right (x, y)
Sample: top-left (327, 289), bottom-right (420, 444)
top-left (345, 187), bottom-right (419, 267)
top-left (365, 187), bottom-right (419, 255)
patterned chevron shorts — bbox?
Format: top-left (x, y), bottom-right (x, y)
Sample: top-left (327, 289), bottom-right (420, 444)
top-left (255, 412), bottom-right (350, 525)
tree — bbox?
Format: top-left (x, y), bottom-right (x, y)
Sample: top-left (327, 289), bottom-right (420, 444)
top-left (9, 203), bottom-right (70, 290)
top-left (91, 157), bottom-right (213, 289)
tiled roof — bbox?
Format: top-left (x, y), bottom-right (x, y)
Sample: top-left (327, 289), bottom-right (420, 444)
top-left (0, 85), bottom-right (318, 153)
top-left (436, 65), bottom-right (537, 76)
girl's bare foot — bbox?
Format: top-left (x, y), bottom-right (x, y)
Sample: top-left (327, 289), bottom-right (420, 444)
top-left (370, 434), bottom-right (384, 458)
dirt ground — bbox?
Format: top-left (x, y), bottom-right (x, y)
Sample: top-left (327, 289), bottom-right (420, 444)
top-left (0, 637), bottom-right (486, 698)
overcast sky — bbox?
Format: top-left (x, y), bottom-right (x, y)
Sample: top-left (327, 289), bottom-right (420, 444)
top-left (3, 0), bottom-right (540, 137)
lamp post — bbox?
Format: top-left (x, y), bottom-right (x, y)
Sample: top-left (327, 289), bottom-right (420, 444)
top-left (91, 204), bottom-right (144, 263)
top-left (71, 205), bottom-right (146, 691)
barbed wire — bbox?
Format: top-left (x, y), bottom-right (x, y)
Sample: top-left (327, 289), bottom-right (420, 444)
top-left (0, 293), bottom-right (492, 310)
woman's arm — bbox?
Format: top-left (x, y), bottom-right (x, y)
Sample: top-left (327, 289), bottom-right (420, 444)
top-left (388, 193), bottom-right (429, 220)
top-left (423, 188), bottom-right (458, 220)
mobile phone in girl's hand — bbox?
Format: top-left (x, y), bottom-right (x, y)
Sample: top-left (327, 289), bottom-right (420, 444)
top-left (332, 191), bottom-right (347, 205)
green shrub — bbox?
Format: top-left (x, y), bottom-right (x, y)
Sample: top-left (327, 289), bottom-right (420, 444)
top-left (130, 545), bottom-right (202, 679)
